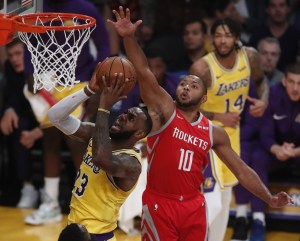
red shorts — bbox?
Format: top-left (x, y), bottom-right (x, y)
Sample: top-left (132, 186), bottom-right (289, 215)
top-left (141, 187), bottom-right (208, 241)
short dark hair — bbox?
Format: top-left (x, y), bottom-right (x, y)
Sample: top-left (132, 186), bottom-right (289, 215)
top-left (257, 37), bottom-right (281, 49)
top-left (211, 17), bottom-right (241, 38)
top-left (5, 38), bottom-right (23, 49)
top-left (285, 62), bottom-right (300, 76)
top-left (58, 224), bottom-right (93, 241)
top-left (140, 106), bottom-right (153, 136)
top-left (183, 18), bottom-right (207, 35)
top-left (266, 0), bottom-right (290, 7)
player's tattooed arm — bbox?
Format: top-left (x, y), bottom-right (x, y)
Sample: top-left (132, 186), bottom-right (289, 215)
top-left (93, 111), bottom-right (141, 191)
top-left (110, 153), bottom-right (141, 191)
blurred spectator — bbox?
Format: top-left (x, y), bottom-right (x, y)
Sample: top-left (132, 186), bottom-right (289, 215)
top-left (244, 62), bottom-right (300, 241)
top-left (260, 62), bottom-right (300, 173)
top-left (138, 0), bottom-right (156, 44)
top-left (257, 37), bottom-right (284, 85)
top-left (175, 18), bottom-right (208, 75)
top-left (205, 0), bottom-right (239, 31)
top-left (0, 38), bottom-right (43, 209)
top-left (24, 0), bottom-right (110, 226)
top-left (88, 0), bottom-right (120, 56)
top-left (152, 0), bottom-right (206, 38)
top-left (233, 0), bottom-right (267, 43)
top-left (204, 0), bottom-right (241, 52)
top-left (90, 0), bottom-right (156, 55)
top-left (290, 0), bottom-right (300, 33)
top-left (249, 0), bottom-right (300, 71)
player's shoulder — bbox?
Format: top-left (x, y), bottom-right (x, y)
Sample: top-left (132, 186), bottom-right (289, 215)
top-left (113, 149), bottom-right (141, 162)
top-left (211, 123), bottom-right (229, 144)
top-left (189, 58), bottom-right (211, 86)
top-left (244, 46), bottom-right (258, 59)
top-left (190, 57), bottom-right (209, 70)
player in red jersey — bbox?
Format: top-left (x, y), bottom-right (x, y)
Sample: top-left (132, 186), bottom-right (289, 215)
top-left (108, 6), bottom-right (294, 241)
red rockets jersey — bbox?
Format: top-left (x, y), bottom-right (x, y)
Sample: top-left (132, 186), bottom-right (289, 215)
top-left (146, 108), bottom-right (213, 195)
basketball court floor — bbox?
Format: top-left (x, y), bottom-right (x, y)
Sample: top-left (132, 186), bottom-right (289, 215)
top-left (0, 206), bottom-right (299, 241)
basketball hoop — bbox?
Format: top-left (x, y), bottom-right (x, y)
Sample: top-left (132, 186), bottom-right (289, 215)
top-left (0, 12), bottom-right (96, 92)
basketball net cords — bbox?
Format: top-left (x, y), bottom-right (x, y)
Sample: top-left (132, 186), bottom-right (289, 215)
top-left (18, 15), bottom-right (96, 92)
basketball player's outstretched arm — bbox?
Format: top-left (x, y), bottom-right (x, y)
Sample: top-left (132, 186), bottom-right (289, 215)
top-left (47, 66), bottom-right (101, 143)
top-left (212, 124), bottom-right (294, 208)
top-left (108, 6), bottom-right (174, 129)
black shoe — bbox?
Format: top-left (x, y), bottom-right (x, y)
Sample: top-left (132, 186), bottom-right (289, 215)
top-left (231, 217), bottom-right (249, 241)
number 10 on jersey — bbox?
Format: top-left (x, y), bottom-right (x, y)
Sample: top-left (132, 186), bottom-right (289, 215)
top-left (178, 149), bottom-right (194, 171)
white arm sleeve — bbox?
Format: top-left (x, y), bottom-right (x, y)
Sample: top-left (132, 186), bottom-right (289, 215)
top-left (47, 88), bottom-right (90, 135)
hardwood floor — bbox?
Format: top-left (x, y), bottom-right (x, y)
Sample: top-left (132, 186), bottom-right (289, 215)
top-left (0, 206), bottom-right (299, 241)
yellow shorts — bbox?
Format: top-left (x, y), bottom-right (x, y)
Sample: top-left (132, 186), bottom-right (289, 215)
top-left (209, 126), bottom-right (240, 188)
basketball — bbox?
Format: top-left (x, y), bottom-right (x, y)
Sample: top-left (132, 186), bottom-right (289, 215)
top-left (96, 56), bottom-right (137, 95)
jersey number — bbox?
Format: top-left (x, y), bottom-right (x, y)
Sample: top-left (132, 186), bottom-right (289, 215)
top-left (225, 94), bottom-right (243, 112)
top-left (73, 169), bottom-right (89, 197)
top-left (178, 149), bottom-right (194, 171)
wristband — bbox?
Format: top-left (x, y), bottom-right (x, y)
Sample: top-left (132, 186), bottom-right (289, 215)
top-left (98, 108), bottom-right (110, 114)
top-left (86, 85), bottom-right (96, 95)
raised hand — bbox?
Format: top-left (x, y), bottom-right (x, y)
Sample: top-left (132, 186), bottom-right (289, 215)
top-left (99, 73), bottom-right (127, 110)
top-left (269, 191), bottom-right (294, 208)
top-left (107, 6), bottom-right (142, 38)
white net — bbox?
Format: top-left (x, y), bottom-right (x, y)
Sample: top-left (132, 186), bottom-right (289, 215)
top-left (18, 14), bottom-right (96, 92)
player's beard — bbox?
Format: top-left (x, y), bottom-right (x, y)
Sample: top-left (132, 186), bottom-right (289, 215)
top-left (175, 95), bottom-right (202, 108)
top-left (215, 45), bottom-right (235, 58)
top-left (109, 130), bottom-right (136, 141)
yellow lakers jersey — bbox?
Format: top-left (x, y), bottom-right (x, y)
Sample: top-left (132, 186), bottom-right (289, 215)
top-left (68, 139), bottom-right (142, 234)
top-left (202, 47), bottom-right (251, 187)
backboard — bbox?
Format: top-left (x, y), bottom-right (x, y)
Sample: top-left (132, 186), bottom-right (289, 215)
top-left (0, 0), bottom-right (42, 15)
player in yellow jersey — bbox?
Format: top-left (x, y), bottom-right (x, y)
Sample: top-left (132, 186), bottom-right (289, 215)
top-left (48, 69), bottom-right (153, 241)
top-left (190, 18), bottom-right (269, 241)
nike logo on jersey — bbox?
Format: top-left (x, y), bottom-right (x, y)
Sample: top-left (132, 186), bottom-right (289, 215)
top-left (177, 114), bottom-right (184, 119)
top-left (216, 73), bottom-right (224, 79)
top-left (273, 114), bottom-right (287, 120)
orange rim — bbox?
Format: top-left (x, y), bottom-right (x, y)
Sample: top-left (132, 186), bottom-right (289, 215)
top-left (11, 12), bottom-right (96, 33)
